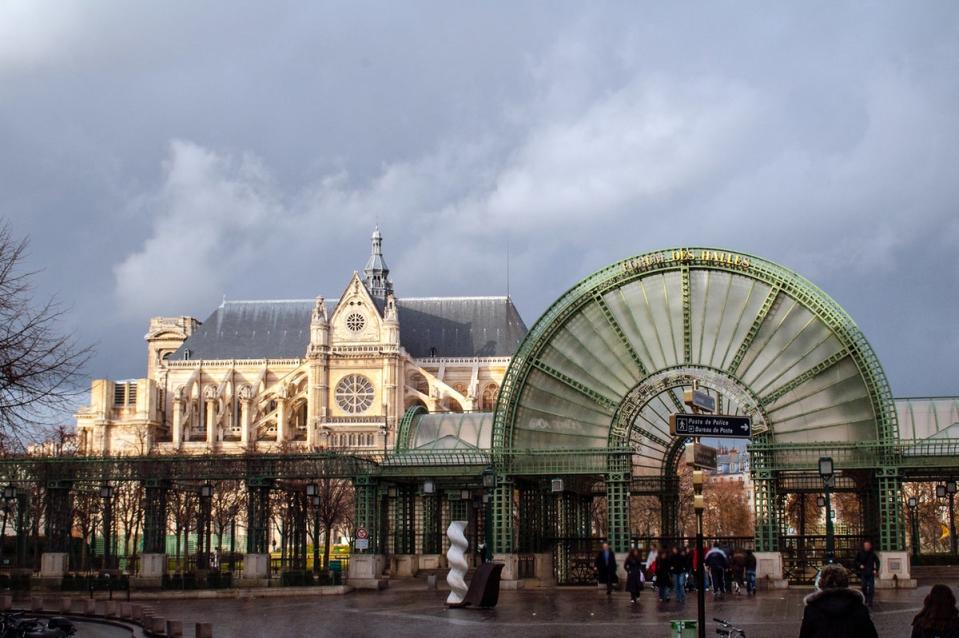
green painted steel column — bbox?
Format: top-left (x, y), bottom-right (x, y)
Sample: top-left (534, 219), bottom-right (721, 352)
top-left (606, 475), bottom-right (630, 553)
top-left (353, 476), bottom-right (379, 554)
top-left (661, 475), bottom-right (680, 538)
top-left (753, 472), bottom-right (780, 553)
top-left (245, 478), bottom-right (273, 555)
top-left (877, 469), bottom-right (905, 551)
top-left (491, 477), bottom-right (514, 554)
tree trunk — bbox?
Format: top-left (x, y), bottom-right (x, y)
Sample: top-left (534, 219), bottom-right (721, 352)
top-left (323, 523), bottom-right (333, 570)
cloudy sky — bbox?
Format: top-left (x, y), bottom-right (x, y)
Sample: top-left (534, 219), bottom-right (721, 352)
top-left (1, 1), bottom-right (957, 400)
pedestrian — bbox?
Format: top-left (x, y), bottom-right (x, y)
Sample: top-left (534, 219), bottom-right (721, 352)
top-left (911, 584), bottom-right (959, 638)
top-left (854, 540), bottom-right (880, 606)
top-left (704, 542), bottom-right (729, 599)
top-left (799, 564), bottom-right (877, 638)
top-left (670, 546), bottom-right (688, 603)
top-left (744, 549), bottom-right (757, 596)
top-left (594, 541), bottom-right (617, 596)
top-left (731, 548), bottom-right (746, 595)
top-left (624, 548), bottom-right (645, 604)
top-left (654, 546), bottom-right (672, 602)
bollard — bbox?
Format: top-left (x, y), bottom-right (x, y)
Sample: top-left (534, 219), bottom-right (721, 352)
top-left (83, 598), bottom-right (96, 615)
top-left (30, 596), bottom-right (42, 612)
top-left (102, 600), bottom-right (118, 617)
top-left (60, 598), bottom-right (72, 613)
top-left (166, 619), bottom-right (184, 637)
top-left (196, 621), bottom-right (213, 638)
top-left (119, 602), bottom-right (133, 620)
top-left (0, 594), bottom-right (12, 610)
top-left (131, 604), bottom-right (143, 621)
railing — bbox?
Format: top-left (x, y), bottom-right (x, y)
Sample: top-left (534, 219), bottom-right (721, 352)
top-left (781, 534), bottom-right (868, 584)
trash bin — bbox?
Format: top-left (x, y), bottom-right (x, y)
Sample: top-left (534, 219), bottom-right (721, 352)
top-left (670, 619), bottom-right (697, 638)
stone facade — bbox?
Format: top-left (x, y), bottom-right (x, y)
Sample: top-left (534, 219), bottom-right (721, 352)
top-left (75, 230), bottom-right (526, 455)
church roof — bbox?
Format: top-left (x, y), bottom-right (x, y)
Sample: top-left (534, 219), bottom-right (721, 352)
top-left (171, 296), bottom-right (527, 361)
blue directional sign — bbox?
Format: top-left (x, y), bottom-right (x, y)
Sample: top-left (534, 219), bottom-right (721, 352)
top-left (669, 413), bottom-right (752, 438)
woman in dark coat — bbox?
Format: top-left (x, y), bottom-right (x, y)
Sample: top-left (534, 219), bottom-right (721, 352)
top-left (624, 548), bottom-right (645, 603)
top-left (912, 584), bottom-right (959, 638)
top-left (799, 564), bottom-right (878, 638)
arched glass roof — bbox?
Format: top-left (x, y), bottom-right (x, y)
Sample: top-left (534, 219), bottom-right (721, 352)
top-left (406, 412), bottom-right (493, 451)
top-left (493, 248), bottom-right (898, 476)
top-left (896, 397), bottom-right (959, 440)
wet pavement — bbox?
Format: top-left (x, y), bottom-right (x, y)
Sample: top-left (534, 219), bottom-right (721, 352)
top-left (146, 584), bottom-right (934, 637)
top-left (74, 620), bottom-right (135, 637)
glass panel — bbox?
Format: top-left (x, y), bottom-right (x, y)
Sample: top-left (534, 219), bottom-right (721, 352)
top-left (737, 295), bottom-right (798, 378)
top-left (717, 276), bottom-right (770, 370)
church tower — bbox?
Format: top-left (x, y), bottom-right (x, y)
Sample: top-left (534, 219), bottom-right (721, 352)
top-left (363, 226), bottom-right (393, 299)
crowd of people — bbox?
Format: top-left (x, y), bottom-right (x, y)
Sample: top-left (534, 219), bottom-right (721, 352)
top-left (593, 541), bottom-right (758, 604)
top-left (595, 539), bottom-right (959, 638)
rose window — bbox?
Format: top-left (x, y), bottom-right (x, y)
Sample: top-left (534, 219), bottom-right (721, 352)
top-left (346, 313), bottom-right (366, 333)
top-left (335, 374), bottom-right (375, 413)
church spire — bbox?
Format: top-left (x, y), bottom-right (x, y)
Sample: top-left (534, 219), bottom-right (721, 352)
top-left (363, 225), bottom-right (393, 299)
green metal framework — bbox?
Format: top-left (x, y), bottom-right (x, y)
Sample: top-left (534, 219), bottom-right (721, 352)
top-left (489, 247), bottom-right (905, 553)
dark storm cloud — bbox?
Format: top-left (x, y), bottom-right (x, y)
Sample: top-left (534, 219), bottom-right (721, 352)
top-left (0, 1), bottom-right (957, 395)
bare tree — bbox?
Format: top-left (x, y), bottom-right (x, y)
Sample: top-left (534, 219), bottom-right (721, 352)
top-left (0, 222), bottom-right (91, 443)
top-left (315, 479), bottom-right (353, 569)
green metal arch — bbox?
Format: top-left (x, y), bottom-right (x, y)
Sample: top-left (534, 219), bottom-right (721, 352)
top-left (395, 404), bottom-right (428, 452)
top-left (492, 247), bottom-right (898, 462)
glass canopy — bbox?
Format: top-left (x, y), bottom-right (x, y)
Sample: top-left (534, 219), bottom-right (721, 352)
top-left (493, 248), bottom-right (896, 477)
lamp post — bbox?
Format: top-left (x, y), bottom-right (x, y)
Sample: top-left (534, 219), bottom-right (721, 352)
top-left (948, 481), bottom-right (958, 555)
top-left (379, 423), bottom-right (388, 457)
top-left (692, 469), bottom-right (706, 638)
top-left (307, 483), bottom-right (320, 574)
top-left (482, 466), bottom-right (495, 563)
top-left (1, 484), bottom-right (15, 555)
top-left (818, 457), bottom-right (835, 564)
top-left (100, 485), bottom-right (114, 571)
top-left (907, 497), bottom-right (919, 557)
top-left (197, 483), bottom-right (213, 570)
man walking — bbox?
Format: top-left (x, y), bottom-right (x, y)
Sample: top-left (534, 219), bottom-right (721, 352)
top-left (594, 541), bottom-right (617, 596)
top-left (704, 542), bottom-right (729, 599)
top-left (855, 540), bottom-right (880, 606)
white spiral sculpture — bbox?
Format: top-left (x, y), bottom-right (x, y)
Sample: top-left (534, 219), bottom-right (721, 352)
top-left (446, 520), bottom-right (469, 605)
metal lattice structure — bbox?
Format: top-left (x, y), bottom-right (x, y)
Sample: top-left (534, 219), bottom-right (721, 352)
top-left (489, 247), bottom-right (905, 553)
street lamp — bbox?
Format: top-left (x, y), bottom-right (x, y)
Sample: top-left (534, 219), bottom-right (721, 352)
top-left (100, 485), bottom-right (114, 571)
top-left (423, 479), bottom-right (435, 495)
top-left (379, 424), bottom-right (388, 457)
top-left (307, 485), bottom-right (320, 574)
top-left (816, 495), bottom-right (826, 508)
top-left (692, 469), bottom-right (706, 638)
top-left (481, 466), bottom-right (495, 563)
top-left (907, 496), bottom-right (919, 557)
top-left (197, 483), bottom-right (213, 570)
top-left (1, 484), bottom-right (15, 549)
top-left (818, 457), bottom-right (835, 564)
top-left (948, 481), bottom-right (958, 555)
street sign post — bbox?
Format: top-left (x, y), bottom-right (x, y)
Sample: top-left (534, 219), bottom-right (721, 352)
top-left (684, 443), bottom-right (718, 470)
top-left (683, 389), bottom-right (716, 413)
top-left (355, 527), bottom-right (370, 551)
top-left (669, 413), bottom-right (752, 438)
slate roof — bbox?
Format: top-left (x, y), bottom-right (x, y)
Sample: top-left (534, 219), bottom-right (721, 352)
top-left (172, 296), bottom-right (527, 361)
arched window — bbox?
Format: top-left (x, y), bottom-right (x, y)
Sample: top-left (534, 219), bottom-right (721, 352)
top-left (409, 372), bottom-right (429, 395)
top-left (481, 383), bottom-right (499, 411)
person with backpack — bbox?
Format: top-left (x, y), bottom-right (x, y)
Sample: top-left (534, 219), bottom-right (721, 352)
top-left (704, 542), bottom-right (729, 599)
